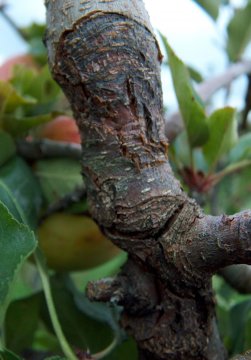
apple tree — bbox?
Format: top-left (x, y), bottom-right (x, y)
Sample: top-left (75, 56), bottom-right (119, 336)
top-left (1, 0), bottom-right (251, 359)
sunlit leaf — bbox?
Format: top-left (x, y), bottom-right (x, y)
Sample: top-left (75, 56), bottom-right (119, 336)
top-left (187, 65), bottom-right (203, 83)
top-left (160, 34), bottom-right (209, 148)
top-left (227, 2), bottom-right (251, 62)
top-left (0, 80), bottom-right (36, 114)
top-left (11, 65), bottom-right (60, 105)
top-left (203, 107), bottom-right (237, 169)
top-left (192, 0), bottom-right (221, 20)
top-left (10, 65), bottom-right (38, 95)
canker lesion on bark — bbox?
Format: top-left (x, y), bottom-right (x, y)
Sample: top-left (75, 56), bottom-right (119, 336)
top-left (45, 1), bottom-right (251, 359)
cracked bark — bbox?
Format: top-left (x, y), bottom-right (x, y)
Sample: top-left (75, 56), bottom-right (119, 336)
top-left (45, 1), bottom-right (251, 359)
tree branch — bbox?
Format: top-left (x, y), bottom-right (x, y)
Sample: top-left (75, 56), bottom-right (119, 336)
top-left (45, 1), bottom-right (251, 359)
top-left (180, 211), bottom-right (251, 274)
top-left (16, 138), bottom-right (82, 160)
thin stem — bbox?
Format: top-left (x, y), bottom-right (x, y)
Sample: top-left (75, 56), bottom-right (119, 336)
top-left (16, 139), bottom-right (82, 160)
top-left (212, 159), bottom-right (251, 183)
top-left (190, 149), bottom-right (195, 171)
top-left (0, 4), bottom-right (27, 42)
top-left (92, 336), bottom-right (118, 360)
top-left (34, 249), bottom-right (78, 360)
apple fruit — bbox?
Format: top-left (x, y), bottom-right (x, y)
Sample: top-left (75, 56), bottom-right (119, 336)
top-left (37, 213), bottom-right (120, 271)
top-left (0, 54), bottom-right (37, 81)
top-left (38, 115), bottom-right (81, 144)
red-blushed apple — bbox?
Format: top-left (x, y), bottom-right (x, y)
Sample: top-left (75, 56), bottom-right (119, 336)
top-left (39, 115), bottom-right (81, 144)
top-left (0, 54), bottom-right (37, 81)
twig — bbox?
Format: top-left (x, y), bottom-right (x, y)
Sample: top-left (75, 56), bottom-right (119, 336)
top-left (197, 60), bottom-right (251, 102)
top-left (212, 159), bottom-right (251, 183)
top-left (0, 2), bottom-right (27, 42)
top-left (35, 250), bottom-right (78, 360)
top-left (40, 185), bottom-right (87, 223)
top-left (16, 138), bottom-right (82, 160)
top-left (241, 74), bottom-right (251, 131)
top-left (165, 60), bottom-right (251, 141)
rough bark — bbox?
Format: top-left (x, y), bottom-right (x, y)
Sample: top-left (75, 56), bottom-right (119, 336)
top-left (45, 1), bottom-right (251, 359)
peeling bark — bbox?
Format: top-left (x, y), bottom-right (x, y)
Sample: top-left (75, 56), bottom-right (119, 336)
top-left (45, 1), bottom-right (251, 359)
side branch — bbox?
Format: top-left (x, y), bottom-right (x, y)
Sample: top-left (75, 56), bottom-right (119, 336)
top-left (185, 211), bottom-right (251, 274)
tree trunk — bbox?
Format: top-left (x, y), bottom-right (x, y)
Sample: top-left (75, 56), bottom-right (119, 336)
top-left (45, 1), bottom-right (251, 359)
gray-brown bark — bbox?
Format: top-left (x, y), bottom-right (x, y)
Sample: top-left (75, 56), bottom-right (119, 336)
top-left (45, 1), bottom-right (251, 359)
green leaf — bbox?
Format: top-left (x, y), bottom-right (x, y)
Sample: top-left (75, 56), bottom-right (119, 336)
top-left (215, 304), bottom-right (232, 351)
top-left (5, 294), bottom-right (41, 354)
top-left (104, 337), bottom-right (137, 360)
top-left (0, 81), bottom-right (36, 115)
top-left (192, 0), bottom-right (221, 20)
top-left (10, 66), bottom-right (38, 96)
top-left (187, 65), bottom-right (203, 83)
top-left (0, 349), bottom-right (22, 360)
top-left (0, 131), bottom-right (16, 167)
top-left (172, 131), bottom-right (191, 168)
top-left (0, 181), bottom-right (23, 224)
top-left (3, 113), bottom-right (58, 136)
top-left (34, 158), bottom-right (82, 205)
top-left (203, 107), bottom-right (237, 169)
top-left (227, 2), bottom-right (251, 62)
top-left (0, 157), bottom-right (43, 228)
top-left (217, 166), bottom-right (251, 214)
top-left (230, 300), bottom-right (251, 355)
top-left (20, 23), bottom-right (47, 65)
top-left (160, 35), bottom-right (209, 148)
top-left (66, 275), bottom-right (121, 336)
top-left (72, 251), bottom-right (127, 290)
top-left (11, 65), bottom-right (60, 105)
top-left (28, 38), bottom-right (47, 65)
top-left (0, 201), bottom-right (37, 325)
top-left (32, 327), bottom-right (60, 353)
top-left (40, 274), bottom-right (114, 354)
top-left (20, 23), bottom-right (45, 41)
top-left (228, 133), bottom-right (251, 163)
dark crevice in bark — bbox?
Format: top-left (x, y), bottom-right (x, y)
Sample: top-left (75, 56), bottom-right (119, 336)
top-left (153, 200), bottom-right (185, 240)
